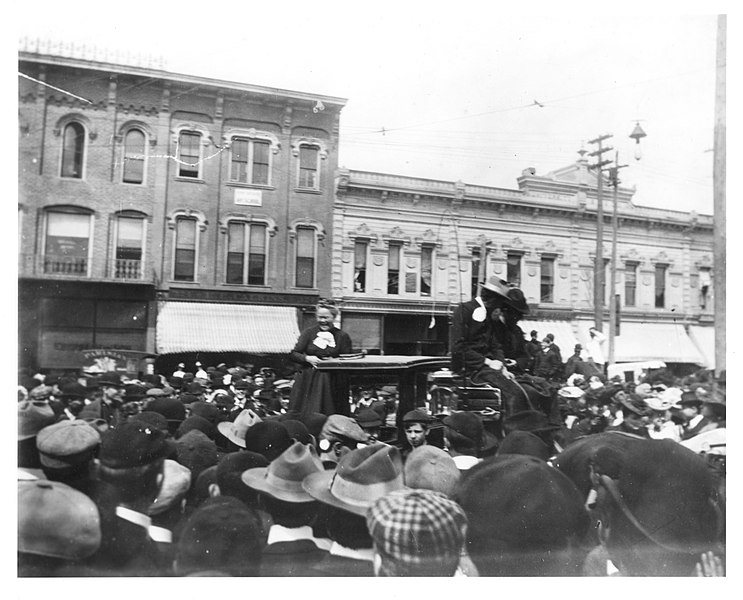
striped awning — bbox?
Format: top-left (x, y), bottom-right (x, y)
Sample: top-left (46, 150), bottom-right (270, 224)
top-left (576, 321), bottom-right (706, 364)
top-left (156, 302), bottom-right (300, 354)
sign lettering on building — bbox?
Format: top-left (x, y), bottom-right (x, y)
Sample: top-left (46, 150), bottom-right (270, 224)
top-left (234, 188), bottom-right (263, 206)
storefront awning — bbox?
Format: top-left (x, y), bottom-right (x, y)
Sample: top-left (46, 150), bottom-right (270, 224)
top-left (688, 325), bottom-right (715, 369)
top-left (576, 321), bottom-right (706, 364)
top-left (156, 302), bottom-right (300, 354)
top-left (519, 320), bottom-right (581, 354)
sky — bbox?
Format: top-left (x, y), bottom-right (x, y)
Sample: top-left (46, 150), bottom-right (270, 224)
top-left (13, 2), bottom-right (737, 216)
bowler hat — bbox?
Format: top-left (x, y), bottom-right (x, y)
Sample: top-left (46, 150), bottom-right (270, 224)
top-left (243, 420), bottom-right (293, 462)
top-left (680, 391), bottom-right (702, 407)
top-left (241, 441), bottom-right (324, 503)
top-left (145, 396), bottom-right (186, 427)
top-left (403, 445), bottom-right (460, 498)
top-left (443, 411), bottom-right (484, 448)
top-left (189, 401), bottom-right (221, 424)
top-left (177, 415), bottom-right (217, 440)
top-left (128, 411), bottom-right (169, 433)
top-left (18, 400), bottom-right (57, 440)
top-left (217, 409), bottom-right (262, 448)
top-left (481, 276), bottom-right (510, 297)
top-left (57, 382), bottom-right (88, 399)
top-left (355, 408), bottom-right (383, 429)
top-left (503, 287), bottom-right (530, 315)
top-left (303, 443), bottom-right (406, 516)
top-left (99, 421), bottom-right (175, 469)
top-left (123, 383), bottom-right (148, 402)
top-left (175, 430), bottom-right (219, 481)
top-left (18, 480), bottom-right (101, 560)
top-left (281, 420), bottom-right (313, 445)
top-left (96, 372), bottom-right (124, 388)
top-left (36, 420), bottom-right (100, 469)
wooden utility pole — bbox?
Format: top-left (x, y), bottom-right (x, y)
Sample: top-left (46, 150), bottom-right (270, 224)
top-left (588, 135), bottom-right (613, 331)
top-left (713, 14), bottom-right (726, 379)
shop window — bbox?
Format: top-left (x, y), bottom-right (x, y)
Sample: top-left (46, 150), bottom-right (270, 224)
top-left (44, 209), bottom-right (92, 275)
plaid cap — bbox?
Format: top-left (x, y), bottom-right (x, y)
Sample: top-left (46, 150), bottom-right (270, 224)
top-left (366, 489), bottom-right (467, 576)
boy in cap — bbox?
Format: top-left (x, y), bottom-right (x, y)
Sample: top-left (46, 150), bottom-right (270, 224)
top-left (401, 408), bottom-right (432, 459)
top-left (366, 488), bottom-right (468, 577)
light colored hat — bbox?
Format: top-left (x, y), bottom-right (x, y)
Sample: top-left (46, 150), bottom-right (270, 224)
top-left (18, 400), bottom-right (57, 440)
top-left (217, 409), bottom-right (262, 448)
top-left (481, 276), bottom-right (510, 297)
top-left (403, 446), bottom-right (461, 498)
top-left (241, 441), bottom-right (324, 503)
top-left (149, 459), bottom-right (192, 515)
top-left (558, 386), bottom-right (585, 399)
top-left (36, 420), bottom-right (100, 469)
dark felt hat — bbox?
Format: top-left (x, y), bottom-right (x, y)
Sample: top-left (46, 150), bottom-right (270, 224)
top-left (57, 381), bottom-right (89, 399)
top-left (175, 430), bottom-right (219, 481)
top-left (176, 415), bottom-right (217, 440)
top-left (128, 411), bottom-right (169, 434)
top-left (145, 396), bottom-right (186, 425)
top-left (443, 411), bottom-right (484, 448)
top-left (402, 408), bottom-right (432, 425)
top-left (243, 421), bottom-right (293, 462)
top-left (299, 412), bottom-right (328, 440)
top-left (123, 383), bottom-right (148, 402)
top-left (454, 455), bottom-right (589, 561)
top-left (96, 372), bottom-right (124, 388)
top-left (188, 401), bottom-right (221, 424)
top-left (355, 408), bottom-right (383, 429)
top-left (620, 394), bottom-right (651, 417)
top-left (216, 450), bottom-right (268, 492)
top-left (680, 391), bottom-right (703, 407)
top-left (281, 419), bottom-right (313, 445)
top-left (99, 421), bottom-right (175, 469)
top-left (504, 287), bottom-right (530, 315)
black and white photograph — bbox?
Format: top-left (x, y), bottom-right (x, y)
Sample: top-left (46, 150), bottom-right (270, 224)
top-left (13, 0), bottom-right (734, 588)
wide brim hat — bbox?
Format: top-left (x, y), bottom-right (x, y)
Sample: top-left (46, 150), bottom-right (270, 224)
top-left (620, 394), bottom-right (650, 417)
top-left (481, 276), bottom-right (510, 297)
top-left (241, 441), bottom-right (324, 503)
top-left (558, 386), bottom-right (585, 400)
top-left (217, 409), bottom-right (262, 448)
top-left (96, 372), bottom-right (125, 388)
top-left (504, 287), bottom-right (530, 315)
top-left (302, 443), bottom-right (406, 516)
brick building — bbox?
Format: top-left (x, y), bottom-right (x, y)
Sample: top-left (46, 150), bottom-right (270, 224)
top-left (18, 41), bottom-right (345, 375)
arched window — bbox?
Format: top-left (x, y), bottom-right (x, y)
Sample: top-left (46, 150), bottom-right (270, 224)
top-left (177, 131), bottom-right (203, 179)
top-left (61, 122), bottom-right (85, 179)
top-left (123, 129), bottom-right (147, 184)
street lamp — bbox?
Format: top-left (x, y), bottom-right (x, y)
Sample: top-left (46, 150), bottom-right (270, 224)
top-left (608, 122), bottom-right (647, 366)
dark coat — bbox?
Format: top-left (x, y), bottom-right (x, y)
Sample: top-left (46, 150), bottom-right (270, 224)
top-left (287, 325), bottom-right (352, 417)
top-left (682, 416), bottom-right (712, 440)
top-left (533, 347), bottom-right (563, 380)
top-left (491, 319), bottom-right (531, 371)
top-left (450, 300), bottom-right (503, 376)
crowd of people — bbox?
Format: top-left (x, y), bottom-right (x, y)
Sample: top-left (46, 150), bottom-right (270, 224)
top-left (17, 288), bottom-right (726, 577)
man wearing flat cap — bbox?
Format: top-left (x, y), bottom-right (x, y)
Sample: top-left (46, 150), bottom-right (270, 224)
top-left (401, 408), bottom-right (433, 460)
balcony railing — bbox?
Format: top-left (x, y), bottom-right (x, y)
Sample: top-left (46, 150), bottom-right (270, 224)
top-left (114, 259), bottom-right (143, 280)
top-left (43, 256), bottom-right (88, 275)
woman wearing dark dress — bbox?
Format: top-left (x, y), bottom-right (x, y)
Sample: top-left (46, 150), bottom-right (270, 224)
top-left (288, 299), bottom-right (353, 418)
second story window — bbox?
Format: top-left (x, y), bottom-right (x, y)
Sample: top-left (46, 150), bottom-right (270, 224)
top-left (227, 222), bottom-right (267, 285)
top-left (624, 263), bottom-right (637, 307)
top-left (298, 145), bottom-right (319, 189)
top-left (61, 122), bottom-right (85, 179)
top-left (44, 209), bottom-right (92, 275)
top-left (507, 252), bottom-right (522, 287)
top-left (420, 246), bottom-right (433, 297)
top-left (354, 241), bottom-right (368, 292)
top-left (540, 256), bottom-right (555, 303)
top-left (295, 226), bottom-right (316, 288)
top-left (471, 248), bottom-right (481, 298)
top-left (654, 264), bottom-right (667, 308)
top-left (388, 244), bottom-right (401, 295)
top-left (230, 138), bottom-right (271, 185)
top-left (115, 215), bottom-right (145, 279)
top-left (174, 217), bottom-right (197, 281)
top-left (177, 131), bottom-right (202, 179)
top-left (699, 268), bottom-right (711, 310)
top-left (123, 129), bottom-right (146, 184)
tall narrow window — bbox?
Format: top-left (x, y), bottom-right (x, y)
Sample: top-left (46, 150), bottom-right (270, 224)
top-left (296, 226), bottom-right (316, 288)
top-left (115, 216), bottom-right (144, 279)
top-left (699, 268), bottom-right (711, 310)
top-left (123, 129), bottom-right (146, 184)
top-left (298, 145), bottom-right (319, 189)
top-left (388, 244), bottom-right (401, 295)
top-left (230, 138), bottom-right (271, 185)
top-left (471, 248), bottom-right (481, 298)
top-left (420, 246), bottom-right (433, 297)
top-left (540, 257), bottom-right (554, 303)
top-left (178, 131), bottom-right (201, 178)
top-left (624, 263), bottom-right (637, 307)
top-left (353, 241), bottom-right (367, 292)
top-left (507, 252), bottom-right (522, 287)
top-left (174, 217), bottom-right (197, 281)
top-left (227, 222), bottom-right (267, 285)
top-left (654, 265), bottom-right (667, 308)
top-left (44, 210), bottom-right (91, 274)
top-left (61, 122), bottom-right (85, 179)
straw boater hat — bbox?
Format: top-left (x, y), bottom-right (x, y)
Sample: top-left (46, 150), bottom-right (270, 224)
top-left (302, 443), bottom-right (406, 516)
top-left (217, 409), bottom-right (262, 448)
top-left (481, 276), bottom-right (510, 297)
